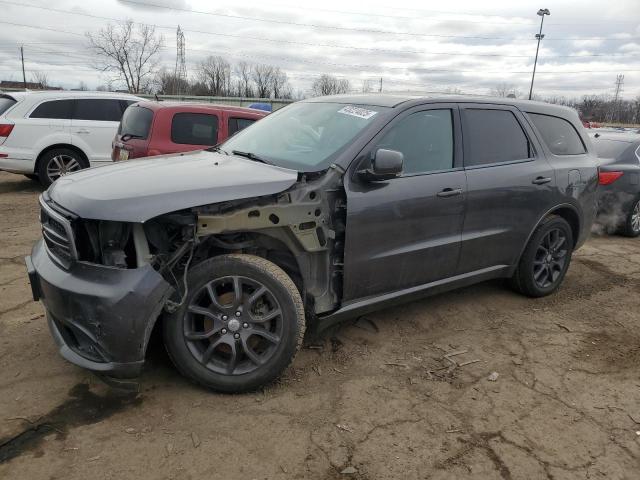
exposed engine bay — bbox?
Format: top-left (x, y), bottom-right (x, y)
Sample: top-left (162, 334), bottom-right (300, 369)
top-left (72, 167), bottom-right (347, 317)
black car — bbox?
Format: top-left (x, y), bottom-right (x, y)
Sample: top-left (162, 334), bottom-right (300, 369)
top-left (591, 132), bottom-right (640, 236)
top-left (26, 95), bottom-right (599, 392)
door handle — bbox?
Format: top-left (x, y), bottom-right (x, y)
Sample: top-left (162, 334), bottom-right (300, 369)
top-left (437, 187), bottom-right (463, 198)
top-left (75, 129), bottom-right (90, 134)
top-left (532, 176), bottom-right (552, 185)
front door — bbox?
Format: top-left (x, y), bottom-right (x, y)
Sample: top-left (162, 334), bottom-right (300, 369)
top-left (71, 98), bottom-right (126, 165)
top-left (343, 104), bottom-right (466, 302)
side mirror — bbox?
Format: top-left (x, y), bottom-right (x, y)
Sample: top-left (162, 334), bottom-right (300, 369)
top-left (360, 149), bottom-right (403, 181)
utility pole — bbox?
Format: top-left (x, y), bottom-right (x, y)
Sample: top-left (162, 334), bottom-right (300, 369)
top-left (174, 26), bottom-right (187, 96)
top-left (528, 8), bottom-right (550, 100)
top-left (20, 45), bottom-right (26, 90)
top-left (379, 77), bottom-right (382, 93)
top-left (611, 74), bottom-right (624, 123)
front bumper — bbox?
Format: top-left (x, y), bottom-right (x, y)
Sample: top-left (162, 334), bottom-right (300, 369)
top-left (26, 239), bottom-right (171, 381)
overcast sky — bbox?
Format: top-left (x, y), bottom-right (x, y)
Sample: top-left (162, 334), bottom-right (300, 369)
top-left (0, 0), bottom-right (638, 98)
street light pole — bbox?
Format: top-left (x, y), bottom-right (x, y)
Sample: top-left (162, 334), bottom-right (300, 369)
top-left (528, 8), bottom-right (550, 100)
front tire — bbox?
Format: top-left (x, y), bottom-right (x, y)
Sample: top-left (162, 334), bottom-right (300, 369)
top-left (510, 215), bottom-right (574, 298)
top-left (620, 197), bottom-right (640, 237)
top-left (163, 254), bottom-right (305, 393)
top-left (37, 148), bottom-right (87, 187)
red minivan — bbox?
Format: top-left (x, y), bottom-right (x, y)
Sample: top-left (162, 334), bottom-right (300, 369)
top-left (112, 102), bottom-right (267, 161)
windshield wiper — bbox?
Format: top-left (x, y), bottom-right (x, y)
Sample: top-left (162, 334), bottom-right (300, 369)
top-left (208, 145), bottom-right (229, 155)
top-left (231, 150), bottom-right (271, 164)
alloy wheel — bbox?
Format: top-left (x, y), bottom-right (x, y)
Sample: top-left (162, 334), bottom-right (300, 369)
top-left (533, 228), bottom-right (568, 289)
top-left (183, 275), bottom-right (283, 375)
top-left (46, 154), bottom-right (81, 182)
top-left (631, 200), bottom-right (640, 233)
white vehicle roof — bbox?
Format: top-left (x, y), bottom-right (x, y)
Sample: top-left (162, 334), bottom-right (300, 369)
top-left (3, 90), bottom-right (142, 100)
top-left (0, 90), bottom-right (144, 118)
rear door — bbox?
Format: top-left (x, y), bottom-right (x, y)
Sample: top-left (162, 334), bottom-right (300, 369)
top-left (71, 98), bottom-right (126, 165)
top-left (17, 99), bottom-right (74, 160)
top-left (457, 104), bottom-right (556, 273)
top-left (343, 104), bottom-right (466, 301)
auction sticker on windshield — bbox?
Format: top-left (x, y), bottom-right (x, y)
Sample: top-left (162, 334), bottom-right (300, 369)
top-left (338, 105), bottom-right (378, 120)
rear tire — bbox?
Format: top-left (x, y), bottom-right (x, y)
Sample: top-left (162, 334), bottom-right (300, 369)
top-left (510, 215), bottom-right (574, 298)
top-left (620, 197), bottom-right (640, 237)
top-left (37, 148), bottom-right (87, 187)
top-left (163, 254), bottom-right (305, 393)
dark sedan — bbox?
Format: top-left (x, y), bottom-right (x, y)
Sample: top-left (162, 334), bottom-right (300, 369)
top-left (591, 132), bottom-right (640, 236)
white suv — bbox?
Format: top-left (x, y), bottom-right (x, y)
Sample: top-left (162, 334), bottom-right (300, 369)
top-left (0, 91), bottom-right (143, 186)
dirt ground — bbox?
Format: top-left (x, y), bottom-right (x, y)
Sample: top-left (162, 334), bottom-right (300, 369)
top-left (0, 171), bottom-right (639, 480)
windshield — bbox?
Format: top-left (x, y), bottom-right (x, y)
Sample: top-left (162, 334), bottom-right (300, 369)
top-left (220, 102), bottom-right (389, 171)
top-left (118, 106), bottom-right (153, 139)
top-left (0, 97), bottom-right (17, 115)
top-left (594, 139), bottom-right (635, 159)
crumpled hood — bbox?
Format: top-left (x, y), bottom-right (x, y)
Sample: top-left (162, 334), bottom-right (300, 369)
top-left (48, 150), bottom-right (298, 222)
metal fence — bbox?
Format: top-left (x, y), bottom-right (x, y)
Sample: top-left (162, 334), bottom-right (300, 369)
top-left (137, 94), bottom-right (294, 110)
top-left (0, 88), bottom-right (295, 111)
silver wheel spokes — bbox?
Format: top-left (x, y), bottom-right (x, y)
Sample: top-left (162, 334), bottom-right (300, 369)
top-left (184, 275), bottom-right (283, 376)
top-left (533, 228), bottom-right (569, 289)
top-left (47, 155), bottom-right (81, 181)
top-left (631, 201), bottom-right (640, 232)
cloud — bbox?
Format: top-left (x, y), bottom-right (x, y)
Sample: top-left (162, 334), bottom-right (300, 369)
top-left (0, 0), bottom-right (637, 98)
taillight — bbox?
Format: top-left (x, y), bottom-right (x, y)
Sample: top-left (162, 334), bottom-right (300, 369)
top-left (0, 124), bottom-right (14, 137)
top-left (598, 170), bottom-right (624, 185)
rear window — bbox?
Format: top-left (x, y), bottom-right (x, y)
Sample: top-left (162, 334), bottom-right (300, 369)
top-left (0, 97), bottom-right (16, 115)
top-left (74, 99), bottom-right (124, 122)
top-left (30, 100), bottom-right (74, 120)
top-left (228, 117), bottom-right (256, 136)
top-left (593, 139), bottom-right (636, 160)
top-left (462, 109), bottom-right (532, 166)
top-left (171, 113), bottom-right (218, 145)
top-left (118, 106), bottom-right (153, 139)
top-left (527, 113), bottom-right (586, 155)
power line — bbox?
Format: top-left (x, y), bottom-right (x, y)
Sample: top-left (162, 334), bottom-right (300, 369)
top-left (117, 0), bottom-right (640, 41)
top-left (0, 20), bottom-right (638, 62)
top-left (3, 1), bottom-right (637, 42)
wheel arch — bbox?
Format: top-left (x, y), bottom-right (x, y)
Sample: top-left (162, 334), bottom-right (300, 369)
top-left (35, 144), bottom-right (89, 173)
top-left (516, 203), bottom-right (581, 265)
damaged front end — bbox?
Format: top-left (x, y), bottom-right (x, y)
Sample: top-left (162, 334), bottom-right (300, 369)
top-left (27, 165), bottom-right (346, 385)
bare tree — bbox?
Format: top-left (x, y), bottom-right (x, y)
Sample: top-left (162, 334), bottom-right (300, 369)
top-left (87, 20), bottom-right (163, 94)
top-left (491, 83), bottom-right (520, 98)
top-left (252, 64), bottom-right (275, 98)
top-left (154, 68), bottom-right (190, 95)
top-left (312, 74), bottom-right (350, 97)
top-left (234, 61), bottom-right (254, 98)
top-left (31, 71), bottom-right (48, 89)
top-left (77, 81), bottom-right (88, 91)
top-left (361, 79), bottom-right (373, 93)
top-left (198, 56), bottom-right (231, 96)
top-left (270, 67), bottom-right (291, 99)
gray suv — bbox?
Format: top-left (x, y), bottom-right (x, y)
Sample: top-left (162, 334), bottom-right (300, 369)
top-left (26, 95), bottom-right (598, 392)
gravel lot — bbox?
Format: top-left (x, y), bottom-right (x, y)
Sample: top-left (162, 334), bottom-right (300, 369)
top-left (1, 170), bottom-right (639, 479)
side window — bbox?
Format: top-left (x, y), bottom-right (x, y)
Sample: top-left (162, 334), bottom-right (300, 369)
top-left (171, 113), bottom-right (218, 145)
top-left (30, 100), bottom-right (74, 120)
top-left (374, 109), bottom-right (454, 175)
top-left (74, 99), bottom-right (124, 122)
top-left (463, 109), bottom-right (532, 166)
top-left (527, 113), bottom-right (586, 155)
top-left (228, 117), bottom-right (256, 136)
